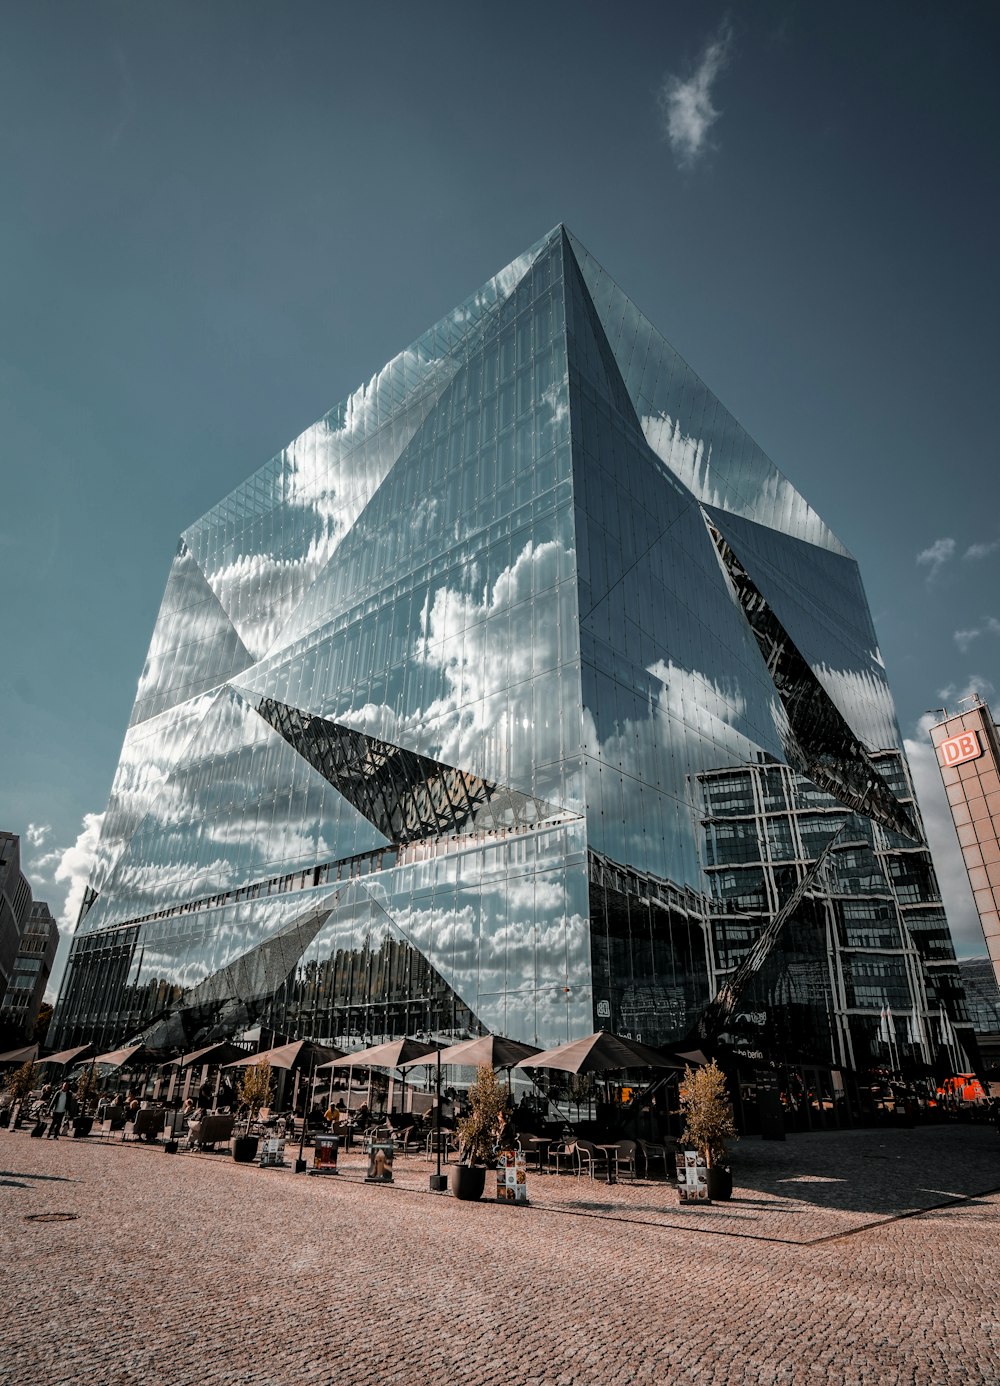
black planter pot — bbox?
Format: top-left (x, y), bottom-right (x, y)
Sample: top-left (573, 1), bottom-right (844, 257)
top-left (707, 1166), bottom-right (733, 1201)
top-left (450, 1163), bottom-right (487, 1201)
top-left (232, 1135), bottom-right (259, 1164)
top-left (72, 1117), bottom-right (94, 1139)
top-left (164, 1140), bottom-right (179, 1155)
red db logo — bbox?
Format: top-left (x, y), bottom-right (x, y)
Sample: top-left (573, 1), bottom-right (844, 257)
top-left (938, 731), bottom-right (983, 768)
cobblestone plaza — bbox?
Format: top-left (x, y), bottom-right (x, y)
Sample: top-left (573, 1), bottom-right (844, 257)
top-left (2, 1123), bottom-right (999, 1384)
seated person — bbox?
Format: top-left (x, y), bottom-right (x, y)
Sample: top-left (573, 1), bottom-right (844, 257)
top-left (495, 1104), bottom-right (518, 1151)
top-left (183, 1104), bottom-right (208, 1150)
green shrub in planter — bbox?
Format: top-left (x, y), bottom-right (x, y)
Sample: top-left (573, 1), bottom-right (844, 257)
top-left (679, 1060), bottom-right (737, 1196)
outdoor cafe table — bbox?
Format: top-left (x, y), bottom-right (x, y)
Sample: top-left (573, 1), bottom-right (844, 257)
top-left (519, 1135), bottom-right (551, 1173)
top-left (593, 1143), bottom-right (620, 1184)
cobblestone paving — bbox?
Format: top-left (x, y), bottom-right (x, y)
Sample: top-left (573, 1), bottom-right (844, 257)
top-left (2, 1124), bottom-right (998, 1385)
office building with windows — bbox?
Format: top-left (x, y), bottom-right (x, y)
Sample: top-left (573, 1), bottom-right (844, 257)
top-left (0, 900), bottom-right (58, 1043)
top-left (51, 226), bottom-right (973, 1086)
top-left (0, 832), bottom-right (32, 1011)
top-left (931, 699), bottom-right (1000, 995)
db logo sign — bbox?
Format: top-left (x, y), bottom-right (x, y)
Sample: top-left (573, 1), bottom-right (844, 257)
top-left (938, 730), bottom-right (983, 768)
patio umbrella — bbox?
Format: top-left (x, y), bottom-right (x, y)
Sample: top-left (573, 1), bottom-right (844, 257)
top-left (91, 1044), bottom-right (160, 1069)
top-left (225, 1040), bottom-right (344, 1072)
top-left (319, 1037), bottom-right (439, 1071)
top-left (37, 1044), bottom-right (94, 1069)
top-left (320, 1038), bottom-right (441, 1123)
top-left (671, 1047), bottom-right (710, 1068)
top-left (165, 1041), bottom-right (246, 1069)
top-left (516, 1031), bottom-right (684, 1075)
top-left (397, 1034), bottom-right (540, 1071)
top-left (0, 1044), bottom-right (39, 1065)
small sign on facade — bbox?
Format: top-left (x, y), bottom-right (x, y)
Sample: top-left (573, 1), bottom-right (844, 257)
top-left (938, 730), bottom-right (984, 768)
top-left (676, 1150), bottom-right (710, 1203)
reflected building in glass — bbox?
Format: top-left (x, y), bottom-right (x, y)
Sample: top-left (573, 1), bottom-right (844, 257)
top-left (51, 226), bottom-right (974, 1079)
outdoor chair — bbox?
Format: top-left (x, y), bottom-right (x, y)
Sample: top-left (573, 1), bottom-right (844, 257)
top-left (122, 1107), bottom-right (164, 1143)
top-left (614, 1139), bottom-right (639, 1180)
top-left (393, 1122), bottom-right (424, 1156)
top-left (183, 1113), bottom-right (235, 1152)
top-left (549, 1140), bottom-right (582, 1176)
top-left (638, 1139), bottom-right (674, 1179)
top-left (575, 1138), bottom-right (610, 1180)
top-left (425, 1128), bottom-right (458, 1162)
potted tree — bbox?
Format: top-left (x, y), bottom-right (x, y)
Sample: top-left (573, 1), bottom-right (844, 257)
top-left (451, 1064), bottom-right (505, 1201)
top-left (72, 1063), bottom-right (99, 1138)
top-left (233, 1058), bottom-right (273, 1163)
top-left (4, 1060), bottom-right (37, 1129)
top-left (679, 1060), bottom-right (738, 1201)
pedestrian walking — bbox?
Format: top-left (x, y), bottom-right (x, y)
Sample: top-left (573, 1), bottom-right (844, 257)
top-left (47, 1082), bottom-right (77, 1139)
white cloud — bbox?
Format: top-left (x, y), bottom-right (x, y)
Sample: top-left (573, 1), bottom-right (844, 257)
top-left (964, 538), bottom-right (1000, 561)
top-left (904, 716), bottom-right (986, 956)
top-left (53, 812), bottom-right (105, 935)
top-left (658, 23), bottom-right (733, 168)
top-left (26, 822), bottom-right (50, 848)
top-left (915, 537), bottom-right (955, 581)
top-left (38, 811), bottom-right (106, 1003)
top-left (954, 628), bottom-right (981, 653)
top-left (937, 674), bottom-right (995, 708)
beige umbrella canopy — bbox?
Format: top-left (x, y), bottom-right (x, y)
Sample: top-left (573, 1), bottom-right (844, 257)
top-left (225, 1040), bottom-right (343, 1072)
top-left (517, 1031), bottom-right (683, 1075)
top-left (0, 1043), bottom-right (39, 1065)
top-left (90, 1044), bottom-right (160, 1070)
top-left (37, 1044), bottom-right (94, 1069)
top-left (319, 1037), bottom-right (439, 1071)
top-left (164, 1041), bottom-right (246, 1070)
top-left (398, 1034), bottom-right (540, 1070)
top-left (671, 1048), bottom-right (710, 1067)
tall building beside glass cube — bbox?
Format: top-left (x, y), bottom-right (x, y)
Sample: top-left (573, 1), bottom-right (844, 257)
top-left (51, 226), bottom-right (973, 1085)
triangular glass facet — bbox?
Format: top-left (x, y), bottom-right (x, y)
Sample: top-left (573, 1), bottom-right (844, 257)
top-left (705, 519), bottom-right (918, 840)
top-left (81, 688), bottom-right (391, 932)
top-left (703, 504), bottom-right (898, 748)
top-left (252, 696), bottom-right (572, 845)
top-left (182, 230), bottom-right (560, 663)
top-left (565, 229), bottom-right (848, 557)
top-left (129, 540), bottom-right (254, 727)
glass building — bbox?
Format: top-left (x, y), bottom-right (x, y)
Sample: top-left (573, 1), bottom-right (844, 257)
top-left (51, 226), bottom-right (973, 1082)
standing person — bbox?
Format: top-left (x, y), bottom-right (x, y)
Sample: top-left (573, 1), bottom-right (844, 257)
top-left (47, 1082), bottom-right (77, 1139)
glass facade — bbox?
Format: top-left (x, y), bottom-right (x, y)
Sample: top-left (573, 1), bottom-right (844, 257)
top-left (51, 226), bottom-right (973, 1078)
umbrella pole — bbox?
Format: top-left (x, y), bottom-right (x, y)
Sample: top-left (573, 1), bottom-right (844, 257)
top-left (297, 1056), bottom-right (315, 1173)
top-left (429, 1048), bottom-right (447, 1192)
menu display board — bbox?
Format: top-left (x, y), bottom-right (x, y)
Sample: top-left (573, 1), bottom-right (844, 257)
top-left (259, 1135), bottom-right (286, 1168)
top-left (496, 1148), bottom-right (528, 1204)
top-left (676, 1150), bottom-right (710, 1202)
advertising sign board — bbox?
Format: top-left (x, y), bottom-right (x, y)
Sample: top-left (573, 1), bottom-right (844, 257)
top-left (938, 730), bottom-right (984, 768)
top-left (676, 1150), bottom-right (710, 1203)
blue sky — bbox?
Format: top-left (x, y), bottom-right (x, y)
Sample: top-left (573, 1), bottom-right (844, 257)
top-left (2, 2), bottom-right (998, 994)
